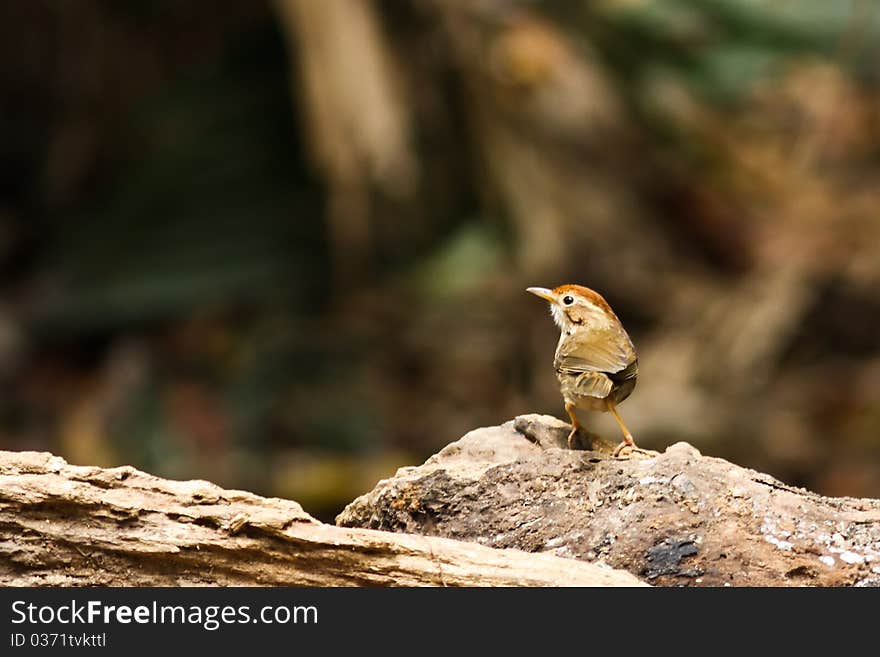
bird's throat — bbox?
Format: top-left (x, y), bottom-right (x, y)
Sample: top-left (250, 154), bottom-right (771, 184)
top-left (550, 304), bottom-right (568, 331)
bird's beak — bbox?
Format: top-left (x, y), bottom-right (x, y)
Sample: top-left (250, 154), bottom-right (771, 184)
top-left (526, 287), bottom-right (556, 303)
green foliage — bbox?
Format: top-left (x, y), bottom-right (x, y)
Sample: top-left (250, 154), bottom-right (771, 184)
top-left (548, 0), bottom-right (864, 105)
top-left (411, 221), bottom-right (506, 301)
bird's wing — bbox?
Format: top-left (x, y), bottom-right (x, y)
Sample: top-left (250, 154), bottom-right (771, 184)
top-left (609, 358), bottom-right (639, 383)
top-left (554, 327), bottom-right (636, 376)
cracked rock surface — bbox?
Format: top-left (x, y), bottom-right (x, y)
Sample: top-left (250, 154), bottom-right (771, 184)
top-left (337, 414), bottom-right (880, 586)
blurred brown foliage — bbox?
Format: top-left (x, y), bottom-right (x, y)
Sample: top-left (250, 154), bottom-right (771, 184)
top-left (1, 0), bottom-right (879, 520)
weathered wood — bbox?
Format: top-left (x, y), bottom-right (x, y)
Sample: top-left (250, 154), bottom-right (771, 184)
top-left (0, 450), bottom-right (643, 587)
top-left (338, 414), bottom-right (880, 587)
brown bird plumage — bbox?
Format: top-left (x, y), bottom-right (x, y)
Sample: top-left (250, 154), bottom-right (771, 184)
top-left (527, 284), bottom-right (647, 456)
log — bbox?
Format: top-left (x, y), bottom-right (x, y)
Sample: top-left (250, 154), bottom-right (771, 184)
top-left (0, 450), bottom-right (643, 587)
top-left (338, 414), bottom-right (880, 587)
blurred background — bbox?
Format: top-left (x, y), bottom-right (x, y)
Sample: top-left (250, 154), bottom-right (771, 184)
top-left (2, 0), bottom-right (880, 521)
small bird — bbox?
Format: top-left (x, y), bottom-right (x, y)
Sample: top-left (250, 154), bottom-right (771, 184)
top-left (527, 284), bottom-right (647, 456)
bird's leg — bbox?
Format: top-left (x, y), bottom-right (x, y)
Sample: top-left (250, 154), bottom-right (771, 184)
top-left (564, 402), bottom-right (581, 449)
top-left (606, 400), bottom-right (655, 458)
top-left (606, 401), bottom-right (634, 455)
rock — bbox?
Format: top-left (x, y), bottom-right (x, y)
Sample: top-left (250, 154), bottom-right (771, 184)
top-left (337, 414), bottom-right (880, 586)
top-left (0, 448), bottom-right (644, 587)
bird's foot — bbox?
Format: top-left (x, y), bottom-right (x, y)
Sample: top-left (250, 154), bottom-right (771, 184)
top-left (612, 440), bottom-right (659, 459)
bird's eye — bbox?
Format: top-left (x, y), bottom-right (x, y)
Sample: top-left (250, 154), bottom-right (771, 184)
top-left (562, 295), bottom-right (574, 306)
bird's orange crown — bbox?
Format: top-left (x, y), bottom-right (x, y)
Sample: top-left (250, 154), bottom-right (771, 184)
top-left (552, 284), bottom-right (614, 316)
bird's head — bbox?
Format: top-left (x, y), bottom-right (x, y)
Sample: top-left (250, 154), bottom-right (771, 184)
top-left (526, 284), bottom-right (618, 332)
